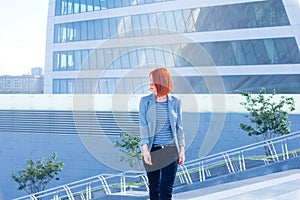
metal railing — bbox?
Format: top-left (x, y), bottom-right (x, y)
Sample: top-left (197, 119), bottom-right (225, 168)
top-left (177, 130), bottom-right (300, 185)
top-left (14, 131), bottom-right (300, 200)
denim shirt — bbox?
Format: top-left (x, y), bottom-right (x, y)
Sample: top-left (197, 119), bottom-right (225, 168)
top-left (139, 93), bottom-right (185, 155)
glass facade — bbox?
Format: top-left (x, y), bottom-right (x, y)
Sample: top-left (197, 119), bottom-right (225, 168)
top-left (55, 0), bottom-right (175, 16)
top-left (49, 0), bottom-right (300, 95)
top-left (54, 0), bottom-right (289, 43)
top-left (53, 38), bottom-right (300, 71)
top-left (53, 75), bottom-right (300, 94)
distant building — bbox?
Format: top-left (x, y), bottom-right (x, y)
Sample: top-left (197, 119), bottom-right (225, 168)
top-left (0, 74), bottom-right (44, 94)
top-left (31, 67), bottom-right (43, 77)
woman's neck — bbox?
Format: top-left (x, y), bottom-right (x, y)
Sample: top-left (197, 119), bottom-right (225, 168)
top-left (156, 95), bottom-right (167, 102)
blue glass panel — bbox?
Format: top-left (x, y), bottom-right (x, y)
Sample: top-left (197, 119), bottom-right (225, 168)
top-left (109, 18), bottom-right (118, 38)
top-left (67, 51), bottom-right (75, 70)
top-left (115, 0), bottom-right (122, 8)
top-left (96, 49), bottom-right (105, 69)
top-left (154, 48), bottom-right (166, 66)
top-left (94, 0), bottom-right (100, 10)
top-left (252, 40), bottom-right (268, 64)
top-left (53, 80), bottom-right (60, 94)
top-left (122, 0), bottom-right (130, 6)
top-left (123, 16), bottom-right (133, 37)
top-left (98, 79), bottom-right (108, 94)
top-left (74, 79), bottom-right (83, 93)
top-left (165, 11), bottom-right (177, 32)
top-left (145, 0), bottom-right (153, 4)
top-left (60, 24), bottom-right (67, 42)
top-left (66, 23), bottom-right (74, 41)
top-left (53, 52), bottom-right (60, 71)
top-left (74, 0), bottom-right (80, 13)
top-left (116, 17), bottom-right (125, 37)
top-left (87, 0), bottom-right (93, 11)
top-left (89, 49), bottom-right (97, 70)
top-left (140, 14), bottom-right (150, 36)
top-left (138, 0), bottom-right (146, 4)
top-left (80, 0), bottom-right (87, 12)
top-left (67, 0), bottom-right (74, 14)
top-left (54, 24), bottom-right (60, 43)
top-left (274, 38), bottom-right (290, 64)
top-left (131, 15), bottom-right (142, 36)
top-left (102, 19), bottom-right (110, 39)
top-left (80, 21), bottom-right (88, 40)
top-left (148, 13), bottom-right (159, 35)
top-left (231, 41), bottom-right (246, 65)
top-left (83, 79), bottom-right (92, 93)
top-left (162, 45), bottom-right (175, 67)
top-left (67, 80), bottom-right (75, 93)
top-left (60, 52), bottom-right (67, 70)
top-left (74, 50), bottom-right (82, 70)
top-left (145, 48), bottom-right (156, 65)
top-left (173, 10), bottom-right (186, 32)
top-left (55, 0), bottom-right (62, 15)
top-left (241, 41), bottom-right (257, 65)
top-left (182, 9), bottom-right (195, 32)
top-left (107, 79), bottom-right (116, 93)
top-left (137, 49), bottom-right (146, 67)
top-left (115, 79), bottom-right (125, 93)
top-left (61, 0), bottom-right (68, 15)
top-left (59, 80), bottom-right (68, 93)
top-left (156, 12), bottom-right (168, 34)
top-left (286, 38), bottom-right (300, 62)
top-left (263, 39), bottom-right (278, 64)
top-left (81, 50), bottom-right (90, 70)
top-left (94, 19), bottom-right (102, 40)
top-left (107, 0), bottom-right (114, 9)
top-left (73, 22), bottom-right (81, 41)
top-left (120, 48), bottom-right (130, 69)
top-left (87, 20), bottom-right (95, 40)
top-left (111, 48), bottom-right (121, 69)
top-left (128, 49), bottom-right (139, 68)
top-left (104, 49), bottom-right (113, 67)
top-left (100, 0), bottom-right (107, 10)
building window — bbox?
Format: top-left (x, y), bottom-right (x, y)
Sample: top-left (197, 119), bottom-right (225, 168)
top-left (55, 0), bottom-right (175, 15)
top-left (54, 0), bottom-right (289, 43)
top-left (52, 37), bottom-right (300, 71)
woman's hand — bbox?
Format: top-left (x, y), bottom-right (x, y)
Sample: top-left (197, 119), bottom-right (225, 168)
top-left (143, 151), bottom-right (152, 165)
top-left (142, 144), bottom-right (152, 165)
top-left (178, 146), bottom-right (185, 165)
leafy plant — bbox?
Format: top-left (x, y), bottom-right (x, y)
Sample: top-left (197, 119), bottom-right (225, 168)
top-left (240, 88), bottom-right (295, 140)
top-left (11, 152), bottom-right (64, 195)
top-left (114, 132), bottom-right (142, 170)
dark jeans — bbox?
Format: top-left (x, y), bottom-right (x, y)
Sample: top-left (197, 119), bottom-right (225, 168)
top-left (143, 145), bottom-right (179, 200)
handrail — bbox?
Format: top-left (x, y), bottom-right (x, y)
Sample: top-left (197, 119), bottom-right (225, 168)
top-left (14, 130), bottom-right (300, 200)
top-left (184, 130), bottom-right (300, 166)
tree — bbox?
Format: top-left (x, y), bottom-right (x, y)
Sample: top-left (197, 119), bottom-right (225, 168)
top-left (240, 88), bottom-right (295, 141)
top-left (11, 152), bottom-right (64, 195)
top-left (114, 132), bottom-right (142, 170)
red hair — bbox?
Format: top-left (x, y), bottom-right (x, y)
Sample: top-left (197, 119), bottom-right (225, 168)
top-left (150, 68), bottom-right (173, 97)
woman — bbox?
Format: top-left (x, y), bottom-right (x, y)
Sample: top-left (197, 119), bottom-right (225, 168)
top-left (139, 67), bottom-right (185, 200)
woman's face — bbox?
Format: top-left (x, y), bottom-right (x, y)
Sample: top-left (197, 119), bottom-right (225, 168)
top-left (149, 74), bottom-right (157, 93)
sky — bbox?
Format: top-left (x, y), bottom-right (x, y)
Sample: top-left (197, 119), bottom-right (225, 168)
top-left (0, 1), bottom-right (49, 75)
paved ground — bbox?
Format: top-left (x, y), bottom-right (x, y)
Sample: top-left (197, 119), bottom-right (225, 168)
top-left (173, 169), bottom-right (300, 200)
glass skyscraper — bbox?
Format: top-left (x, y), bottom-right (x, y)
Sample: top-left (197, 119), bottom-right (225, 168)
top-left (45, 0), bottom-right (300, 95)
